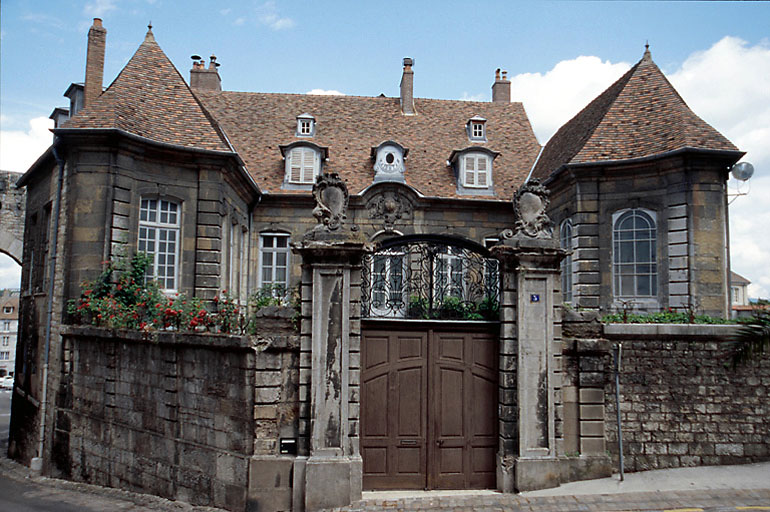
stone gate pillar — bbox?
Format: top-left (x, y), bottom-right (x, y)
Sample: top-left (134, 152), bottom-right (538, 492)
top-left (491, 179), bottom-right (565, 493)
top-left (292, 174), bottom-right (371, 511)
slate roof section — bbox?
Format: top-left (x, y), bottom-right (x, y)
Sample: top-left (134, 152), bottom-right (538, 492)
top-left (532, 49), bottom-right (740, 180)
top-left (64, 29), bottom-right (231, 152)
top-left (730, 271), bottom-right (751, 285)
top-left (194, 91), bottom-right (541, 199)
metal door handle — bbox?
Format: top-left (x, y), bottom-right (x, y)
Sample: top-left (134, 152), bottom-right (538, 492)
top-left (435, 439), bottom-right (443, 446)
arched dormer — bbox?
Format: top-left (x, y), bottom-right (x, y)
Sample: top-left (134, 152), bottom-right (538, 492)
top-left (279, 141), bottom-right (329, 190)
top-left (448, 146), bottom-right (500, 196)
top-left (371, 141), bottom-right (408, 184)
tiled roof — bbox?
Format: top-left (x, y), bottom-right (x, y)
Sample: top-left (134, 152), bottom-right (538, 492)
top-left (194, 91), bottom-right (541, 198)
top-left (731, 271), bottom-right (751, 285)
top-left (63, 30), bottom-right (231, 152)
top-left (532, 49), bottom-right (739, 180)
top-left (0, 297), bottom-right (18, 320)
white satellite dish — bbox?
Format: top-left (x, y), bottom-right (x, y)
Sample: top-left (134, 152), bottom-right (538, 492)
top-left (731, 162), bottom-right (754, 181)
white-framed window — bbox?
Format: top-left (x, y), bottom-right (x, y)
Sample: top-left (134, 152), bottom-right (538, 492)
top-left (467, 116), bottom-right (487, 142)
top-left (0, 352), bottom-right (8, 361)
top-left (296, 113), bottom-right (315, 137)
top-left (287, 147), bottom-right (320, 184)
top-left (462, 153), bottom-right (490, 188)
top-left (138, 198), bottom-right (180, 293)
top-left (613, 208), bottom-right (657, 298)
top-left (3, 306), bottom-right (13, 314)
top-left (436, 247), bottom-right (465, 299)
top-left (370, 251), bottom-right (406, 316)
top-left (259, 233), bottom-right (290, 294)
top-left (2, 336), bottom-right (8, 347)
top-left (560, 219), bottom-right (574, 303)
top-left (228, 222), bottom-right (246, 301)
top-left (2, 321), bottom-right (10, 331)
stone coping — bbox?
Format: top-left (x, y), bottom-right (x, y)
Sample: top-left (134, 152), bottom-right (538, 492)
top-left (603, 322), bottom-right (739, 340)
top-left (62, 324), bottom-right (255, 350)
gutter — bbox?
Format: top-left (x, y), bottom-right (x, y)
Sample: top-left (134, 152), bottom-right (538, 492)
top-left (32, 136), bottom-right (66, 472)
top-left (543, 146), bottom-right (745, 186)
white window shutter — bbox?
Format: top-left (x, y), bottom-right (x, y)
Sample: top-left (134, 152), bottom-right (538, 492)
top-left (477, 157), bottom-right (488, 186)
top-left (290, 149), bottom-right (303, 182)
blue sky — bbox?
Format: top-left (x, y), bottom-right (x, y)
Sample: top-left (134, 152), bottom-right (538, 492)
top-left (1, 0), bottom-right (770, 298)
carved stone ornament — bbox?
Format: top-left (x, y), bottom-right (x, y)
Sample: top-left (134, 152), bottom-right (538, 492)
top-left (311, 173), bottom-right (349, 231)
top-left (510, 178), bottom-right (554, 239)
top-left (366, 189), bottom-right (413, 230)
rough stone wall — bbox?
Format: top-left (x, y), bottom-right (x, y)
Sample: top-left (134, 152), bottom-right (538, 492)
top-left (603, 325), bottom-right (770, 472)
top-left (0, 170), bottom-right (26, 263)
top-left (53, 327), bottom-right (257, 511)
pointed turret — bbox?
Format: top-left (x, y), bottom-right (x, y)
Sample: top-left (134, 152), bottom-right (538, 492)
top-left (532, 45), bottom-right (740, 179)
top-left (63, 26), bottom-right (230, 152)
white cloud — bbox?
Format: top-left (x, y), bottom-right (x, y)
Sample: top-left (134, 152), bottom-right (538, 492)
top-left (510, 56), bottom-right (631, 143)
top-left (220, 8), bottom-right (232, 16)
top-left (666, 37), bottom-right (770, 299)
top-left (234, 17), bottom-right (246, 26)
top-left (459, 92), bottom-right (487, 102)
top-left (84, 0), bottom-right (118, 18)
top-left (0, 117), bottom-right (53, 174)
top-left (306, 89), bottom-right (344, 96)
top-left (0, 254), bottom-right (21, 290)
top-left (256, 1), bottom-right (295, 31)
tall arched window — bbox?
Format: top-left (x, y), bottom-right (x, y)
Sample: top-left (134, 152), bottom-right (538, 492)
top-left (138, 198), bottom-right (180, 292)
top-left (613, 209), bottom-right (657, 298)
top-left (559, 219), bottom-right (573, 303)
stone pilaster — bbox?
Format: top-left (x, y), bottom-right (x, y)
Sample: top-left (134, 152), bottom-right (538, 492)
top-left (492, 237), bottom-right (564, 492)
top-left (291, 173), bottom-right (371, 511)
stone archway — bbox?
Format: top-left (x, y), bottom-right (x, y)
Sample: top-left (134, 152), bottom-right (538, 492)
top-left (0, 171), bottom-right (26, 264)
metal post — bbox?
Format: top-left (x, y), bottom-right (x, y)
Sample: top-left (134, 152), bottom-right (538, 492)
top-left (613, 343), bottom-right (624, 481)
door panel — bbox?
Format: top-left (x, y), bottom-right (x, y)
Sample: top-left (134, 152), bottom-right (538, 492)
top-left (362, 330), bottom-right (427, 489)
top-left (362, 326), bottom-right (497, 490)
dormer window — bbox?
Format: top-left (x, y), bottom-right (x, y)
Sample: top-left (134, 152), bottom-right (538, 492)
top-left (372, 141), bottom-right (408, 183)
top-left (296, 113), bottom-right (315, 137)
top-left (467, 116), bottom-right (487, 142)
top-left (280, 142), bottom-right (329, 189)
top-left (449, 147), bottom-right (499, 196)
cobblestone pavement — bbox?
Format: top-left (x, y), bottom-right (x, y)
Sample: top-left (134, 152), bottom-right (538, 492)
top-left (334, 489), bottom-right (770, 512)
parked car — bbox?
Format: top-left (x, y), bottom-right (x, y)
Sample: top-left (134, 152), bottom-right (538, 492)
top-left (0, 375), bottom-right (14, 390)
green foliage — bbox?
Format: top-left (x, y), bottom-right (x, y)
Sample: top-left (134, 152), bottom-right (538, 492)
top-left (406, 295), bottom-right (498, 321)
top-left (602, 308), bottom-right (734, 325)
top-left (731, 310), bottom-right (770, 367)
top-left (250, 284), bottom-right (288, 309)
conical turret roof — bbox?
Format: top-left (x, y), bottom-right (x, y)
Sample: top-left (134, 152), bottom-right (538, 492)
top-left (532, 47), bottom-right (740, 179)
top-left (63, 28), bottom-right (230, 152)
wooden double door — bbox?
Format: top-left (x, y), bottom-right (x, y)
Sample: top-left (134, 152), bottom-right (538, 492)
top-left (361, 325), bottom-right (498, 490)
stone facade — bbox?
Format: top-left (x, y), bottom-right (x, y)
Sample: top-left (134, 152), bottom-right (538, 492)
top-left (548, 153), bottom-right (733, 317)
top-left (0, 170), bottom-right (26, 263)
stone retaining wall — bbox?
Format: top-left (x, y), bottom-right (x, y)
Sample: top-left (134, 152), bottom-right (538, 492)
top-left (53, 326), bottom-right (257, 511)
top-left (603, 323), bottom-right (770, 472)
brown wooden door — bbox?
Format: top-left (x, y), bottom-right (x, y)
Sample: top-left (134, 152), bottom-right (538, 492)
top-left (361, 326), bottom-right (497, 490)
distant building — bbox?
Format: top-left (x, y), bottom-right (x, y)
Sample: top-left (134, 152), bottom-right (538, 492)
top-left (0, 290), bottom-right (19, 377)
top-left (730, 270), bottom-right (753, 318)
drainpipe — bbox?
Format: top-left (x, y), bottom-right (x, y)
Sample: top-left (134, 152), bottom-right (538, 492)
top-left (31, 137), bottom-right (66, 473)
top-left (613, 343), bottom-right (624, 481)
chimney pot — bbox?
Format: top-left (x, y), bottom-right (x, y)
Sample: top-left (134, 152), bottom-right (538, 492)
top-left (400, 57), bottom-right (415, 115)
top-left (491, 67), bottom-right (511, 103)
top-left (190, 52), bottom-right (222, 91)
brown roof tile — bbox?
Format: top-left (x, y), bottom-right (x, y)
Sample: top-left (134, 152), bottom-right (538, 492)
top-left (194, 91), bottom-right (541, 199)
top-left (63, 30), bottom-right (230, 152)
top-left (532, 49), bottom-right (739, 180)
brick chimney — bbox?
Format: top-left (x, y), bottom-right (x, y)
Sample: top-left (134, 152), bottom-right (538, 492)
top-left (190, 54), bottom-right (222, 91)
top-left (400, 57), bottom-right (415, 115)
top-left (491, 68), bottom-right (511, 103)
top-left (84, 18), bottom-right (107, 108)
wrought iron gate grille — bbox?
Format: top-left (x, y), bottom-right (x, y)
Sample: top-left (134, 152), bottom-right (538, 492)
top-left (362, 237), bottom-right (499, 320)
